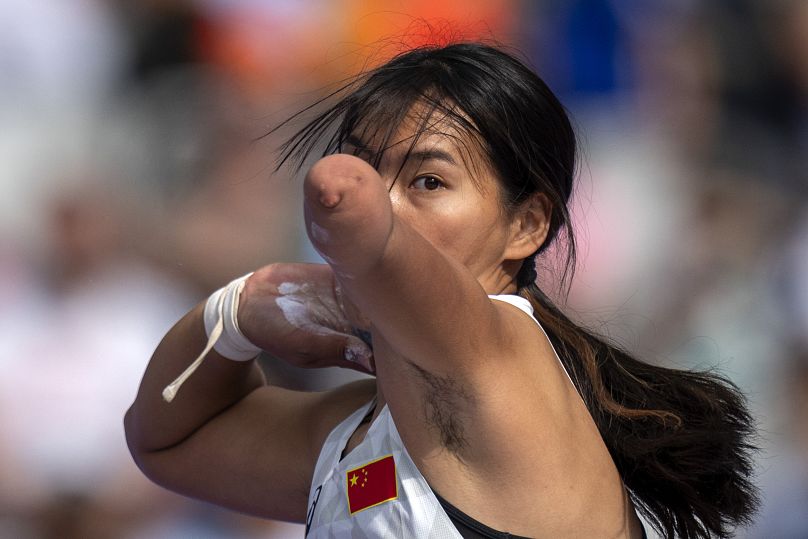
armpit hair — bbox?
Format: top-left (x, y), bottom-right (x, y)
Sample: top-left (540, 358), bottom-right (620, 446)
top-left (405, 360), bottom-right (474, 455)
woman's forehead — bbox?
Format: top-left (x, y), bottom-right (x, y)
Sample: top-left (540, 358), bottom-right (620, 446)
top-left (346, 105), bottom-right (488, 169)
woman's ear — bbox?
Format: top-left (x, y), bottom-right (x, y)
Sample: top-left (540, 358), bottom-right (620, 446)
top-left (505, 193), bottom-right (552, 260)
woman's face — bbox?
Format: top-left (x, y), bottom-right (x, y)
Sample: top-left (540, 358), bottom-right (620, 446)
top-left (344, 110), bottom-right (522, 290)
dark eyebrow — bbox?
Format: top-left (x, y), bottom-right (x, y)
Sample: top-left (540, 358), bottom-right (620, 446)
top-left (343, 135), bottom-right (457, 167)
top-left (406, 148), bottom-right (457, 167)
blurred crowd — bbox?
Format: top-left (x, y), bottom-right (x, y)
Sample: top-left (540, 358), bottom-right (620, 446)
top-left (0, 0), bottom-right (806, 537)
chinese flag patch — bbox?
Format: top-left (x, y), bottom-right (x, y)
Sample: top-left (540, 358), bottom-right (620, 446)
top-left (345, 455), bottom-right (398, 514)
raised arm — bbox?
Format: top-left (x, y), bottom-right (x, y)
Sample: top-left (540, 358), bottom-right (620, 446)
top-left (303, 153), bottom-right (532, 378)
top-left (124, 264), bottom-right (375, 521)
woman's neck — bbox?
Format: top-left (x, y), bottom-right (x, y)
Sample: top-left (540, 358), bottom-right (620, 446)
top-left (372, 381), bottom-right (387, 421)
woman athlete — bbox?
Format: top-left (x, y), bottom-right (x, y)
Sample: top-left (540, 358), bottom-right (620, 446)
top-left (125, 43), bottom-right (758, 538)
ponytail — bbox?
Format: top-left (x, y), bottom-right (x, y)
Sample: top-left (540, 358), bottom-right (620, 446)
top-left (520, 283), bottom-right (759, 538)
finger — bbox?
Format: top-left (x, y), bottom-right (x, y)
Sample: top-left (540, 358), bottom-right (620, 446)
top-left (341, 335), bottom-right (374, 373)
top-left (294, 330), bottom-right (374, 374)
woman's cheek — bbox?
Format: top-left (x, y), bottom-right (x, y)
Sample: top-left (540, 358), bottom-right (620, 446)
top-left (390, 192), bottom-right (483, 261)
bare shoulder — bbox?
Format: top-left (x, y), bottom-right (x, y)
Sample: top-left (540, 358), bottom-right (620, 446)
top-left (387, 298), bottom-right (623, 534)
top-left (469, 297), bottom-right (584, 434)
top-left (384, 296), bottom-right (577, 460)
top-left (469, 295), bottom-right (567, 385)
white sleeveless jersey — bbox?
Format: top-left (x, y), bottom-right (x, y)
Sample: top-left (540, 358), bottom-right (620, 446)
top-left (304, 294), bottom-right (574, 538)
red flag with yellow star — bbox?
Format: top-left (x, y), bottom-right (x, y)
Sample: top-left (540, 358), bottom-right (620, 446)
top-left (345, 455), bottom-right (397, 514)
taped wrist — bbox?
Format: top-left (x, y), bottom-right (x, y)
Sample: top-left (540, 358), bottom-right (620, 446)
top-left (162, 273), bottom-right (260, 403)
top-left (203, 273), bottom-right (262, 361)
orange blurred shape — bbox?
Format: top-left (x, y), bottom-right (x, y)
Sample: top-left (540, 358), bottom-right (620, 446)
top-left (342, 0), bottom-right (519, 67)
top-left (195, 1), bottom-right (519, 97)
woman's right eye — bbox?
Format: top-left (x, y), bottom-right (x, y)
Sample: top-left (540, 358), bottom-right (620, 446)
top-left (410, 175), bottom-right (445, 191)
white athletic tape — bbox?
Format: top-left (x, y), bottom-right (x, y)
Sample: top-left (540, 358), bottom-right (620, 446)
top-left (162, 273), bottom-right (260, 402)
top-left (203, 273), bottom-right (262, 361)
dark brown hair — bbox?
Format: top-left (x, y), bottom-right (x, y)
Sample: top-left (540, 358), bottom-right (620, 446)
top-left (275, 42), bottom-right (759, 538)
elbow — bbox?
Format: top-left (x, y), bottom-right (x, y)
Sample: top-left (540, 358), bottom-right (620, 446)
top-left (123, 407), bottom-right (168, 486)
top-left (123, 406), bottom-right (148, 467)
top-left (123, 406), bottom-right (162, 471)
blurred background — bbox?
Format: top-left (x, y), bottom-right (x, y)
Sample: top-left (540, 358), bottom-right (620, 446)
top-left (0, 0), bottom-right (806, 537)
